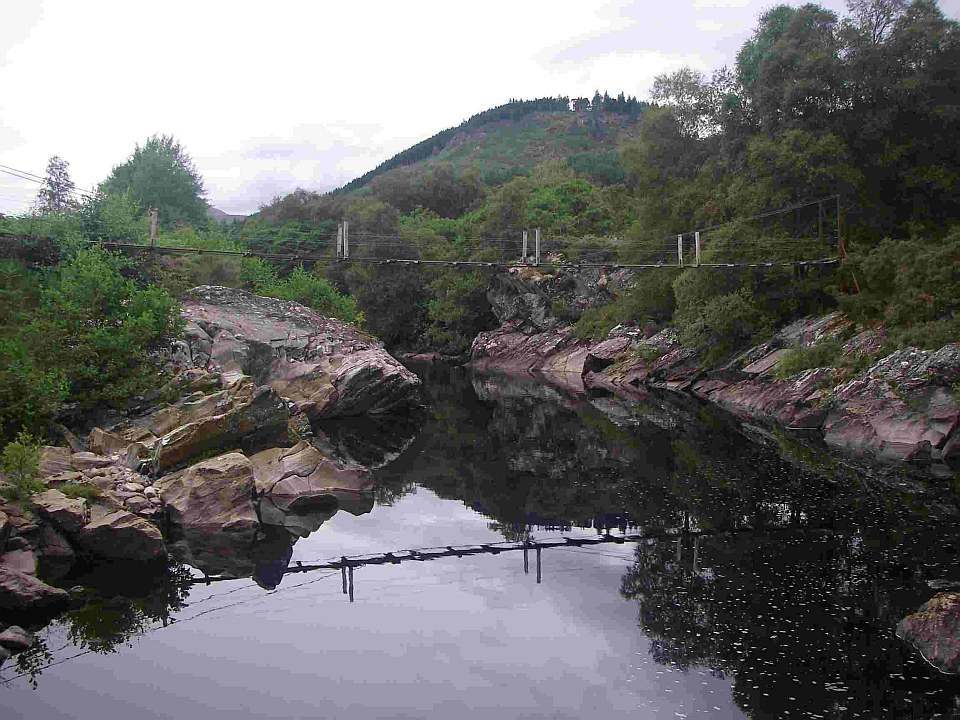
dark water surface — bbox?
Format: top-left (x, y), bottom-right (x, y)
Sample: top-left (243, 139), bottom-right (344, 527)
top-left (4, 364), bottom-right (960, 719)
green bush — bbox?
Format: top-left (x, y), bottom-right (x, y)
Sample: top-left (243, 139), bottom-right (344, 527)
top-left (838, 232), bottom-right (960, 349)
top-left (677, 289), bottom-right (773, 365)
top-left (0, 431), bottom-right (44, 501)
top-left (774, 340), bottom-right (842, 379)
top-left (252, 265), bottom-right (362, 325)
top-left (574, 272), bottom-right (677, 340)
top-left (0, 339), bottom-right (68, 441)
top-left (27, 247), bottom-right (182, 409)
top-left (60, 482), bottom-right (102, 501)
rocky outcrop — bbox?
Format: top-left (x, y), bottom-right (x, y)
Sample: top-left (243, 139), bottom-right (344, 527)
top-left (0, 566), bottom-right (69, 613)
top-left (178, 286), bottom-right (420, 419)
top-left (472, 282), bottom-right (960, 472)
top-left (79, 509), bottom-right (166, 561)
top-left (897, 592), bottom-right (960, 673)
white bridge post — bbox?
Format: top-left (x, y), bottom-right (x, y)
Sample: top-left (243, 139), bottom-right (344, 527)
top-left (677, 234), bottom-right (684, 267)
top-left (522, 230), bottom-right (528, 263)
top-left (343, 220), bottom-right (350, 259)
top-left (535, 228), bottom-right (541, 266)
top-left (694, 231), bottom-right (701, 267)
top-left (336, 223), bottom-right (344, 259)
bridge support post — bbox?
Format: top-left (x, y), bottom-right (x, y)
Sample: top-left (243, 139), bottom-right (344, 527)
top-left (336, 223), bottom-right (344, 259)
top-left (535, 228), bottom-right (541, 266)
top-left (341, 557), bottom-right (348, 594)
top-left (522, 230), bottom-right (528, 264)
top-left (343, 220), bottom-right (350, 259)
top-left (694, 231), bottom-right (701, 267)
top-left (677, 234), bottom-right (684, 267)
top-left (149, 208), bottom-right (159, 251)
top-left (524, 542), bottom-right (529, 574)
top-left (348, 564), bottom-right (354, 603)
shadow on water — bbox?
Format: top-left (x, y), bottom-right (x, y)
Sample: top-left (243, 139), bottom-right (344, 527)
top-left (7, 360), bottom-right (960, 718)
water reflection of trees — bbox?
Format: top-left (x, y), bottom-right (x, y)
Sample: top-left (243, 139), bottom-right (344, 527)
top-left (9, 561), bottom-right (193, 687)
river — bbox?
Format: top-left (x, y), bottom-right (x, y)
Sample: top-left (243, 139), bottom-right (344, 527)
top-left (3, 363), bottom-right (960, 719)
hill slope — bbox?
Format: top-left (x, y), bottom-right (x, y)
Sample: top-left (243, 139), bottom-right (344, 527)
top-left (338, 95), bottom-right (647, 192)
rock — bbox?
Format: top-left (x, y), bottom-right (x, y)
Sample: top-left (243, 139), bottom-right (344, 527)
top-left (32, 489), bottom-right (89, 536)
top-left (156, 452), bottom-right (259, 538)
top-left (38, 523), bottom-right (74, 564)
top-left (0, 510), bottom-right (8, 550)
top-left (0, 646), bottom-right (9, 662)
top-left (180, 286), bottom-right (420, 419)
top-left (0, 566), bottom-right (69, 612)
top-left (155, 385), bottom-right (290, 472)
top-left (0, 549), bottom-right (36, 575)
top-left (0, 625), bottom-right (34, 652)
top-left (79, 510), bottom-right (166, 561)
top-left (144, 486), bottom-right (158, 499)
top-left (124, 495), bottom-right (152, 514)
top-left (824, 345), bottom-right (960, 463)
top-left (37, 446), bottom-right (72, 478)
top-left (70, 452), bottom-right (114, 471)
top-left (250, 442), bottom-right (372, 509)
top-left (5, 536), bottom-right (30, 551)
top-left (87, 427), bottom-right (129, 456)
top-left (897, 592), bottom-right (960, 673)
top-left (121, 483), bottom-right (146, 494)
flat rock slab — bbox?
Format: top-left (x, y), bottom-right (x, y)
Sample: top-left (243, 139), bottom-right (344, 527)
top-left (0, 549), bottom-right (36, 575)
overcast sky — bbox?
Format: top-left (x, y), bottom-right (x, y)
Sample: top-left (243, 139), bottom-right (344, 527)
top-left (1, 0), bottom-right (958, 215)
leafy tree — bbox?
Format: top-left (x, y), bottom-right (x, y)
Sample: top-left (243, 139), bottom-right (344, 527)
top-left (35, 155), bottom-right (77, 214)
top-left (100, 135), bottom-right (208, 227)
top-left (0, 431), bottom-right (43, 501)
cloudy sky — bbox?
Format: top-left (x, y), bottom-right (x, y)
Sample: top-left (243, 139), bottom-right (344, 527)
top-left (1, 0), bottom-right (958, 215)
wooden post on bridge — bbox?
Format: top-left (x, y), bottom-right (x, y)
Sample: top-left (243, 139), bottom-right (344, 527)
top-left (149, 208), bottom-right (159, 250)
top-left (677, 234), bottom-right (684, 267)
top-left (534, 228), bottom-right (541, 266)
top-left (522, 230), bottom-right (528, 263)
top-left (694, 231), bottom-right (701, 267)
top-left (336, 223), bottom-right (344, 259)
top-left (343, 220), bottom-right (350, 259)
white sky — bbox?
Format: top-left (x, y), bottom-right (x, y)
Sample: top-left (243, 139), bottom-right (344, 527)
top-left (1, 0), bottom-right (958, 215)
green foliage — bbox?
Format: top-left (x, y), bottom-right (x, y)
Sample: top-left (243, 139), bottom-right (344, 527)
top-left (79, 191), bottom-right (149, 243)
top-left (676, 289), bottom-right (773, 365)
top-left (60, 482), bottom-right (102, 501)
top-left (27, 247), bottom-right (182, 409)
top-left (574, 272), bottom-right (678, 340)
top-left (423, 270), bottom-right (494, 355)
top-left (839, 232), bottom-right (960, 349)
top-left (252, 265), bottom-right (361, 324)
top-left (0, 339), bottom-right (68, 441)
top-left (100, 134), bottom-right (207, 227)
top-left (0, 431), bottom-right (44, 501)
top-left (774, 340), bottom-right (842, 379)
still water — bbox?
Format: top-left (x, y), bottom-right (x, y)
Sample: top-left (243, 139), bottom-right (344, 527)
top-left (3, 364), bottom-right (960, 719)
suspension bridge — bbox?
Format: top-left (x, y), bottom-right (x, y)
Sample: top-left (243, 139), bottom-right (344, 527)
top-left (2, 195), bottom-right (844, 272)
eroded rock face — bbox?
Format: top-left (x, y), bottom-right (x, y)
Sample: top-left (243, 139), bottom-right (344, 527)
top-left (0, 566), bottom-right (69, 612)
top-left (178, 286), bottom-right (420, 419)
top-left (79, 510), bottom-right (166, 561)
top-left (897, 592), bottom-right (960, 673)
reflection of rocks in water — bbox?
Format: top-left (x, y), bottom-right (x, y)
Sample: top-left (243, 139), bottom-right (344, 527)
top-left (312, 412), bottom-right (422, 470)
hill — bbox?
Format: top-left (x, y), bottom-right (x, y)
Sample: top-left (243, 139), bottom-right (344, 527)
top-left (337, 94), bottom-right (648, 192)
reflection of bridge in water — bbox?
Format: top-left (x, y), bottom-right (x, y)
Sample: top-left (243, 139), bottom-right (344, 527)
top-left (189, 526), bottom-right (781, 602)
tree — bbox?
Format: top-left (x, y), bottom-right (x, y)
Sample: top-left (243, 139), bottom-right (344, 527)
top-left (100, 135), bottom-right (208, 227)
top-left (847, 0), bottom-right (908, 43)
top-left (35, 156), bottom-right (77, 214)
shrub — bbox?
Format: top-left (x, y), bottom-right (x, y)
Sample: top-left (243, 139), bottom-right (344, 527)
top-left (253, 266), bottom-right (362, 324)
top-left (60, 482), bottom-right (102, 501)
top-left (677, 290), bottom-right (773, 365)
top-left (0, 432), bottom-right (44, 501)
top-left (0, 339), bottom-right (68, 442)
top-left (774, 340), bottom-right (842, 379)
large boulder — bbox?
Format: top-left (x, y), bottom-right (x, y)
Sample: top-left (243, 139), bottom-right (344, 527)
top-left (178, 286), bottom-right (420, 419)
top-left (0, 566), bottom-right (69, 612)
top-left (157, 452), bottom-right (259, 538)
top-left (0, 510), bottom-right (9, 550)
top-left (32, 489), bottom-right (89, 536)
top-left (897, 592), bottom-right (960, 673)
top-left (79, 510), bottom-right (166, 561)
